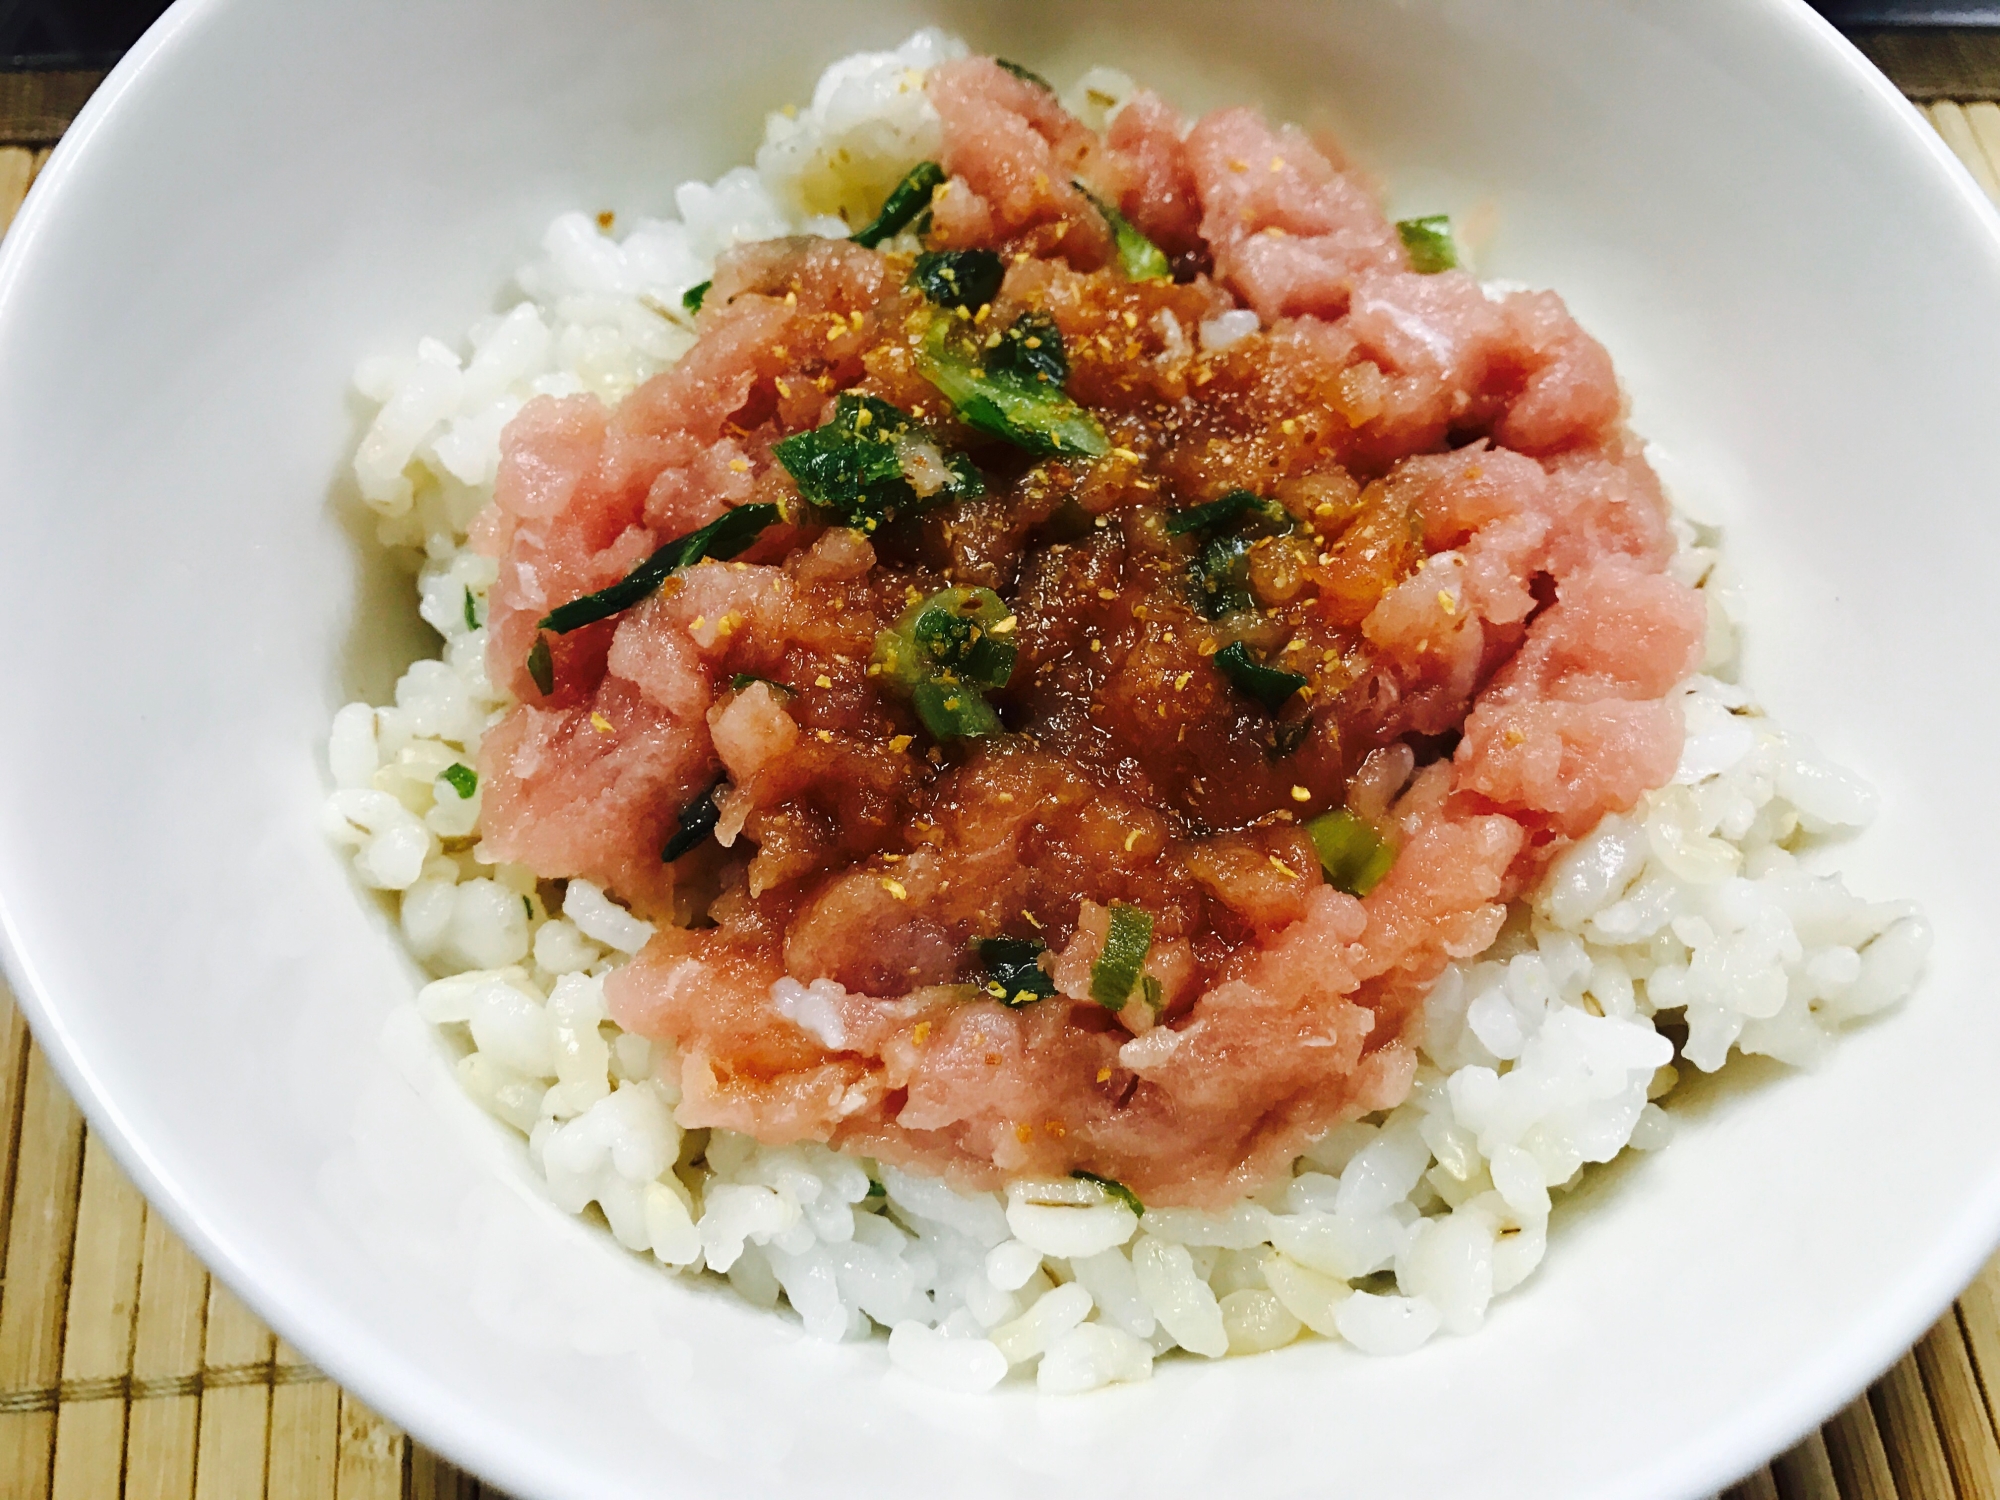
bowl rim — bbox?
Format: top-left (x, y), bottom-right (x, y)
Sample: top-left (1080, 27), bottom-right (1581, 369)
top-left (3, 1), bottom-right (2000, 1496)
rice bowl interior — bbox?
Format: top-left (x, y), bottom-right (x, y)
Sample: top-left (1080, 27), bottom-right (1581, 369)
top-left (0, 2), bottom-right (1995, 1497)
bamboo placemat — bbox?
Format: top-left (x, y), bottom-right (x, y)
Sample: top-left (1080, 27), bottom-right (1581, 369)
top-left (3, 96), bottom-right (2000, 1500)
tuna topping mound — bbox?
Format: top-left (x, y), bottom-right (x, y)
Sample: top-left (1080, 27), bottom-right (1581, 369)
top-left (469, 56), bottom-right (1703, 1208)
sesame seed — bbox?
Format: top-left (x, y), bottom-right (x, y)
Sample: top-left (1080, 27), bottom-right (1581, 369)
top-left (1124, 829), bottom-right (1141, 852)
top-left (889, 734), bottom-right (913, 752)
top-left (913, 1021), bottom-right (931, 1045)
top-left (815, 674), bottom-right (833, 689)
top-left (1290, 785), bottom-right (1310, 801)
top-left (1097, 1067), bottom-right (1112, 1083)
top-left (590, 712), bottom-right (614, 734)
top-left (881, 878), bottom-right (908, 900)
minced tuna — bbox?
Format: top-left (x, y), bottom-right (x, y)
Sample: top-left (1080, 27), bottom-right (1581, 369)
top-left (470, 54), bottom-right (1704, 1208)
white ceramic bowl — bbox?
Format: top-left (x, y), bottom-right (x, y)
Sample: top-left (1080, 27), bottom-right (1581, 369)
top-left (2, 2), bottom-right (1996, 1496)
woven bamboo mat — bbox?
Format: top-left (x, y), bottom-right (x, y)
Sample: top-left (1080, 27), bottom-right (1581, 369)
top-left (3, 97), bottom-right (2000, 1500)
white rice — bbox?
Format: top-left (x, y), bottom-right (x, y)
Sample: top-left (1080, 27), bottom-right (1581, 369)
top-left (322, 32), bottom-right (1929, 1392)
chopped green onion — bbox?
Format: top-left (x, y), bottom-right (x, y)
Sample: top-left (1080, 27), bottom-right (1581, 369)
top-left (1396, 215), bottom-right (1460, 274)
top-left (852, 161), bottom-right (947, 249)
top-left (865, 1178), bottom-right (888, 1200)
top-left (911, 248), bottom-right (1005, 311)
top-left (1071, 1170), bottom-right (1145, 1217)
top-left (875, 586), bottom-right (1015, 743)
top-left (1074, 181), bottom-right (1171, 282)
top-left (438, 763), bottom-right (478, 799)
top-left (523, 895), bottom-right (534, 921)
top-left (875, 587), bottom-right (1016, 691)
top-left (537, 503), bottom-right (780, 636)
top-left (1189, 532), bottom-right (1254, 619)
top-left (995, 58), bottom-right (1055, 92)
top-left (729, 672), bottom-right (794, 697)
top-left (1089, 903), bottom-right (1154, 1010)
top-left (682, 279), bottom-right (711, 313)
top-left (883, 586), bottom-right (1017, 691)
top-left (976, 935), bottom-right (1056, 1006)
top-left (985, 310), bottom-right (1068, 388)
top-left (1166, 489), bottom-right (1290, 537)
top-left (911, 679), bottom-right (1005, 740)
top-left (773, 392), bottom-right (981, 534)
top-left (1305, 809), bottom-right (1397, 896)
top-left (1140, 975), bottom-right (1164, 1012)
top-left (662, 775), bottom-right (726, 862)
top-left (1212, 640), bottom-right (1308, 713)
top-left (462, 587), bottom-right (480, 632)
top-left (916, 316), bottom-right (1109, 459)
top-left (1171, 491), bottom-right (1294, 619)
top-left (526, 635), bottom-right (555, 696)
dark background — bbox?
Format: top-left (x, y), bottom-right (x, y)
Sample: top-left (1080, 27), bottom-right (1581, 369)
top-left (0, 0), bottom-right (1993, 70)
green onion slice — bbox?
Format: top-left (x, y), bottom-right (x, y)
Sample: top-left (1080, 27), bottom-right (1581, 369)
top-left (911, 248), bottom-right (1005, 311)
top-left (773, 392), bottom-right (981, 534)
top-left (1074, 181), bottom-right (1171, 282)
top-left (729, 673), bottom-right (794, 697)
top-left (537, 503), bottom-right (780, 636)
top-left (438, 763), bottom-right (478, 799)
top-left (1166, 489), bottom-right (1291, 537)
top-left (682, 279), bottom-right (712, 313)
top-left (462, 587), bottom-right (480, 632)
top-left (1172, 491), bottom-right (1294, 619)
top-left (875, 586), bottom-right (1017, 693)
top-left (1089, 903), bottom-right (1155, 1010)
top-left (911, 679), bottom-right (1005, 741)
top-left (985, 310), bottom-right (1069, 388)
top-left (1396, 215), bottom-right (1460, 275)
top-left (1071, 1170), bottom-right (1145, 1217)
top-left (662, 774), bottom-right (726, 862)
top-left (1188, 531), bottom-right (1254, 620)
top-left (526, 635), bottom-right (555, 697)
top-left (1212, 640), bottom-right (1307, 712)
top-left (975, 935), bottom-right (1056, 1006)
top-left (1305, 809), bottom-right (1397, 897)
top-left (995, 58), bottom-right (1055, 92)
top-left (852, 161), bottom-right (947, 249)
top-left (916, 316), bottom-right (1109, 459)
